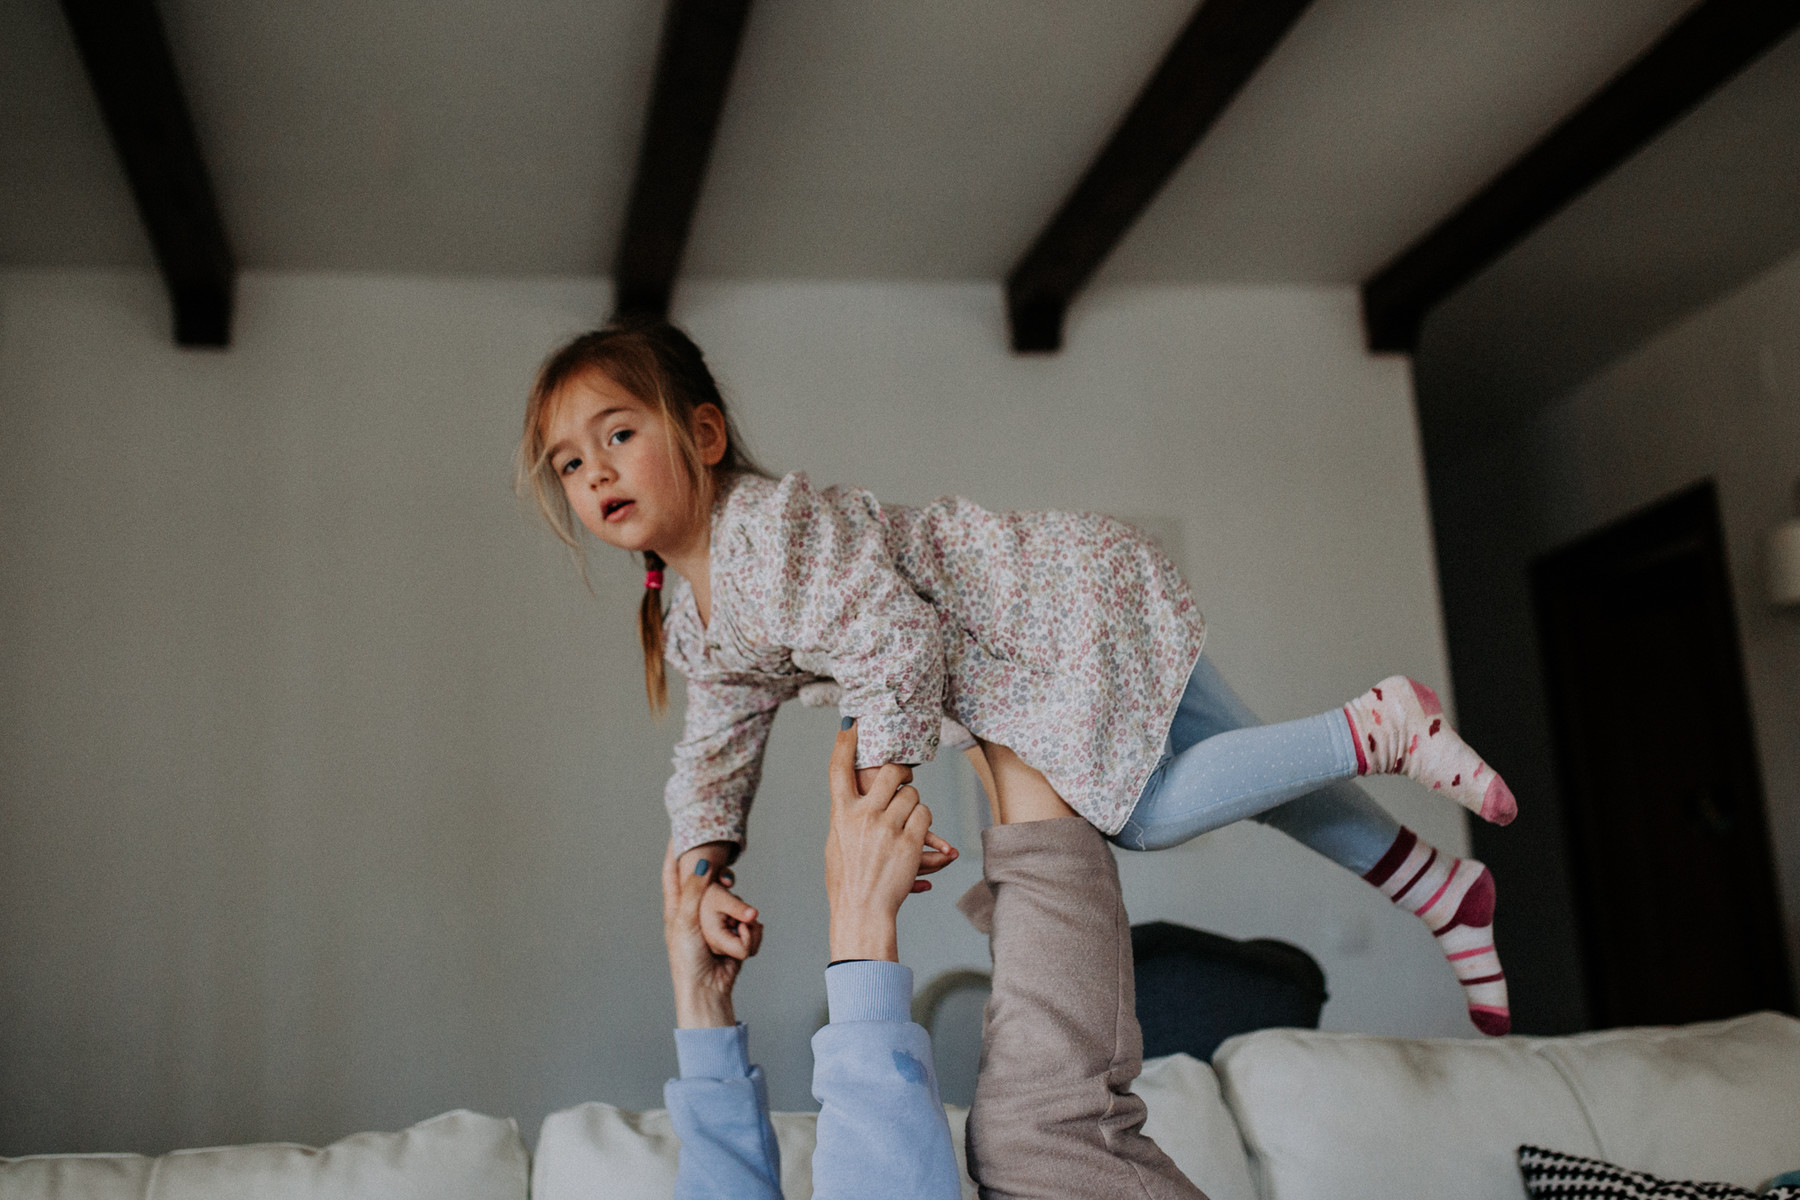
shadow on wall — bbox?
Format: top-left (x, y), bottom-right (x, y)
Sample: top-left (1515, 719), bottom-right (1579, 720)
top-left (1416, 248), bottom-right (1800, 1035)
top-left (1419, 412), bottom-right (1591, 1035)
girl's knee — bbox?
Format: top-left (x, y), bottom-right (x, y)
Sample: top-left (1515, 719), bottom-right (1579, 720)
top-left (1108, 822), bottom-right (1181, 853)
top-left (1108, 821), bottom-right (1150, 852)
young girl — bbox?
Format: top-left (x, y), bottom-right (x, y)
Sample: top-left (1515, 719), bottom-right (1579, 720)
top-left (519, 317), bottom-right (1516, 1036)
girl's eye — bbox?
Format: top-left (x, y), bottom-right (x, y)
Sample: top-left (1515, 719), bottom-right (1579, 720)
top-left (607, 428), bottom-right (633, 447)
top-left (559, 457), bottom-right (581, 476)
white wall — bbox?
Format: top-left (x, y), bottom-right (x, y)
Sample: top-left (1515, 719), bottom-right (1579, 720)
top-left (1517, 247), bottom-right (1800, 968)
top-left (0, 269), bottom-right (1466, 1154)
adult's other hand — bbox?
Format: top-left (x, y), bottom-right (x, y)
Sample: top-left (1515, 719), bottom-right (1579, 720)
top-left (663, 840), bottom-right (763, 1028)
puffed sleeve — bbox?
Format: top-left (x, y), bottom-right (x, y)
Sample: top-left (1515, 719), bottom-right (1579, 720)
top-left (746, 475), bottom-right (944, 770)
top-left (665, 669), bottom-right (800, 858)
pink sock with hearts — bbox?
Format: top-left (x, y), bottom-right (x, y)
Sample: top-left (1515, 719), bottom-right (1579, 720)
top-left (1365, 827), bottom-right (1511, 1036)
top-left (1343, 676), bottom-right (1516, 824)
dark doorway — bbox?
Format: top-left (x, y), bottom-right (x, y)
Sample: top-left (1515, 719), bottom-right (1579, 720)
top-left (1533, 480), bottom-right (1793, 1028)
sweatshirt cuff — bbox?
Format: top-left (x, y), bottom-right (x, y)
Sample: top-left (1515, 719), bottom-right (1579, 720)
top-left (675, 1022), bottom-right (753, 1079)
top-left (826, 961), bottom-right (914, 1024)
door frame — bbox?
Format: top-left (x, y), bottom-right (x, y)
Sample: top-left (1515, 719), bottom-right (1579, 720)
top-left (1531, 478), bottom-right (1793, 1025)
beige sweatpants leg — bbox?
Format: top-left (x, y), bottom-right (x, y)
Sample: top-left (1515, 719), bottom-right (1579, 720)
top-left (959, 817), bottom-right (1209, 1200)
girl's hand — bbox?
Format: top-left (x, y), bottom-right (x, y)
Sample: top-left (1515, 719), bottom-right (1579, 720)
top-left (855, 764), bottom-right (910, 794)
top-left (662, 840), bottom-right (762, 1028)
top-left (918, 830), bottom-right (957, 879)
top-left (702, 866), bottom-right (763, 960)
top-left (677, 841), bottom-right (760, 961)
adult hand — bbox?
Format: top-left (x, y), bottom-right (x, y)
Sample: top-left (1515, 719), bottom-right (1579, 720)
top-left (663, 840), bottom-right (764, 1028)
top-left (852, 765), bottom-right (958, 877)
top-left (825, 722), bottom-right (958, 962)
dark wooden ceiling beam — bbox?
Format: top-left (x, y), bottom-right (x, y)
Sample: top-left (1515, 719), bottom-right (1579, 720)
top-left (1006, 0), bottom-right (1314, 354)
top-left (1363, 1), bottom-right (1800, 354)
top-left (612, 0), bottom-right (753, 319)
top-left (60, 0), bottom-right (236, 348)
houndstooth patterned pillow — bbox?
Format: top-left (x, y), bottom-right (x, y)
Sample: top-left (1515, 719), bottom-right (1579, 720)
top-left (1519, 1146), bottom-right (1800, 1199)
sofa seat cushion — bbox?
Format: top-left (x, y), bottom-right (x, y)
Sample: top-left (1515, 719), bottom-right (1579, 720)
top-left (532, 1052), bottom-right (1253, 1200)
top-left (1213, 1011), bottom-right (1800, 1200)
top-left (0, 1110), bottom-right (528, 1200)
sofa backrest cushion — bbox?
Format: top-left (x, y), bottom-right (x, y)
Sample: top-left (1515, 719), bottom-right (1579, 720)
top-left (1213, 1011), bottom-right (1800, 1200)
top-left (1136, 1052), bottom-right (1259, 1200)
top-left (1531, 1013), bottom-right (1800, 1185)
top-left (533, 1053), bottom-right (1255, 1200)
top-left (1215, 1022), bottom-right (1600, 1200)
top-left (0, 1110), bottom-right (529, 1200)
top-left (532, 1100), bottom-right (848, 1200)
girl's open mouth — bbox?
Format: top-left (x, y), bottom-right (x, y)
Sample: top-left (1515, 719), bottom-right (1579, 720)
top-left (603, 499), bottom-right (634, 521)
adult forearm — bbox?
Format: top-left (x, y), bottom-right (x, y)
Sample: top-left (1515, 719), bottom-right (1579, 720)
top-left (811, 962), bottom-right (961, 1200)
top-left (827, 908), bottom-right (900, 964)
top-left (666, 1025), bottom-right (783, 1200)
top-left (673, 984), bottom-right (735, 1030)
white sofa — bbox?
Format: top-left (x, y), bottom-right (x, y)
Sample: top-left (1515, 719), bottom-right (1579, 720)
top-left (7, 1012), bottom-right (1797, 1200)
top-left (0, 1110), bottom-right (530, 1200)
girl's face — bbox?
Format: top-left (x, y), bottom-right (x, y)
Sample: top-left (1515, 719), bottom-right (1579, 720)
top-left (541, 369), bottom-right (723, 557)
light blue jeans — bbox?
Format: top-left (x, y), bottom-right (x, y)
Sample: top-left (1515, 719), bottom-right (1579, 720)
top-left (1110, 657), bottom-right (1400, 873)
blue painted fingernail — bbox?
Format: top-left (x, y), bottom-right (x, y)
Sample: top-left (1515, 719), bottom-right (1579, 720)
top-left (694, 860), bottom-right (710, 876)
top-left (840, 716), bottom-right (855, 730)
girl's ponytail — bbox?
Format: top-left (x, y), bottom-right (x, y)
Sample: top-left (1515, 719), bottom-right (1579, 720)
top-left (640, 550), bottom-right (669, 713)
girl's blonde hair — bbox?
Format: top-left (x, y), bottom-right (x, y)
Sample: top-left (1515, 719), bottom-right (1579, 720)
top-left (516, 317), bottom-right (765, 713)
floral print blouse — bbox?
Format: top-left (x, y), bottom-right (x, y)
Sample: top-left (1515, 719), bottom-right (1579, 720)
top-left (661, 472), bottom-right (1206, 856)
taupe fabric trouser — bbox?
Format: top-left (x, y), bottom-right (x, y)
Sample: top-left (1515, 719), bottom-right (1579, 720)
top-left (958, 818), bottom-right (1209, 1200)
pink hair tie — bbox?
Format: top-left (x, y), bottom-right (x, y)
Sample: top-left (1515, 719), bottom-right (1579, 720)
top-left (644, 568), bottom-right (664, 590)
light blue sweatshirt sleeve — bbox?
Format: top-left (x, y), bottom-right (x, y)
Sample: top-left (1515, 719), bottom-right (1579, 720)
top-left (811, 961), bottom-right (962, 1200)
top-left (664, 1023), bottom-right (783, 1200)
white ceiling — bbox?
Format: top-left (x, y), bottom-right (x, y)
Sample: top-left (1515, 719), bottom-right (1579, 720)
top-left (3, 0), bottom-right (1704, 285)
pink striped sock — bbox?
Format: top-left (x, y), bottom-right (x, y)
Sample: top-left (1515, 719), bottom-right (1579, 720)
top-left (1364, 827), bottom-right (1510, 1036)
top-left (1343, 676), bottom-right (1517, 825)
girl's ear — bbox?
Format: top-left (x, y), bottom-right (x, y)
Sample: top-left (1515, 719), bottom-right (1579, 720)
top-left (692, 403), bottom-right (728, 468)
